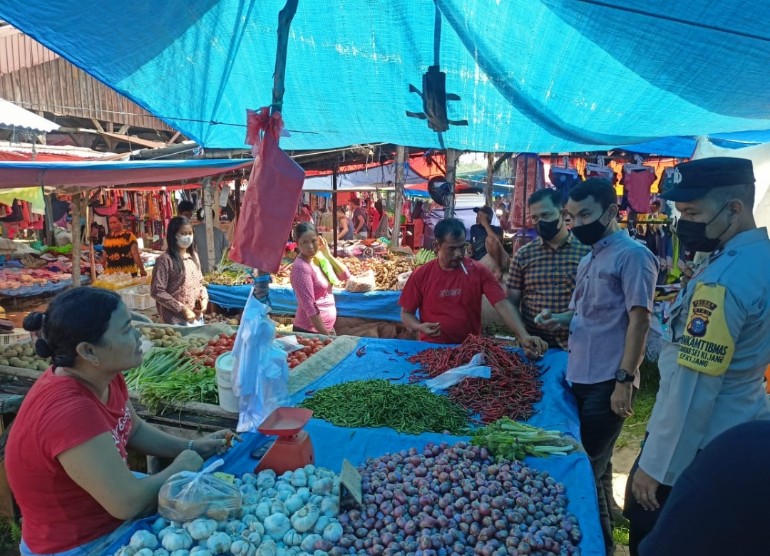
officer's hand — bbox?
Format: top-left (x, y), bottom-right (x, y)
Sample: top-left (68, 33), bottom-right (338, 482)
top-left (520, 335), bottom-right (548, 360)
top-left (535, 309), bottom-right (561, 331)
top-left (632, 467), bottom-right (661, 511)
top-left (679, 261), bottom-right (695, 286)
top-left (419, 322), bottom-right (441, 337)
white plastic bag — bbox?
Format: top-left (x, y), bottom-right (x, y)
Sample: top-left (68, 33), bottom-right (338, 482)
top-left (424, 353), bottom-right (491, 393)
top-left (231, 289), bottom-right (290, 433)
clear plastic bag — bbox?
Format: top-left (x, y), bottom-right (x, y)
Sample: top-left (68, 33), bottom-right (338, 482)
top-left (345, 269), bottom-right (376, 293)
top-left (424, 353), bottom-right (491, 393)
top-left (396, 271), bottom-right (412, 291)
top-left (158, 460), bottom-right (241, 522)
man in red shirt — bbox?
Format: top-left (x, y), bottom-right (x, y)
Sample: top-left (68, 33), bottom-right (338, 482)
top-left (400, 218), bottom-right (548, 356)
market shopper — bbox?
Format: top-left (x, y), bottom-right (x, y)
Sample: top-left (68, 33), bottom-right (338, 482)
top-left (151, 216), bottom-right (209, 325)
top-left (506, 188), bottom-right (590, 351)
top-left (337, 206), bottom-right (354, 240)
top-left (469, 206), bottom-right (508, 280)
top-left (5, 287), bottom-right (236, 556)
top-left (400, 218), bottom-right (547, 356)
top-left (538, 178), bottom-right (658, 555)
top-left (290, 222), bottom-right (351, 335)
top-left (351, 198), bottom-right (369, 239)
top-left (625, 157), bottom-right (770, 555)
top-left (103, 214), bottom-right (147, 277)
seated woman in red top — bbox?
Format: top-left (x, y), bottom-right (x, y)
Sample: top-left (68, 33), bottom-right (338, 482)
top-left (399, 218), bottom-right (547, 358)
top-left (5, 288), bottom-right (236, 556)
top-left (290, 222), bottom-right (350, 335)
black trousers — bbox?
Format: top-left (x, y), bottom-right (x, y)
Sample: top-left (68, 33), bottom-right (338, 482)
top-left (572, 380), bottom-right (626, 556)
top-left (623, 452), bottom-right (674, 556)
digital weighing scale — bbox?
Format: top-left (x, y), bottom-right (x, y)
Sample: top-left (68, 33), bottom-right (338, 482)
top-left (254, 407), bottom-right (315, 475)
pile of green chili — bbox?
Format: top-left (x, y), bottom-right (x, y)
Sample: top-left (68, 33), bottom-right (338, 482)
top-left (299, 379), bottom-right (469, 435)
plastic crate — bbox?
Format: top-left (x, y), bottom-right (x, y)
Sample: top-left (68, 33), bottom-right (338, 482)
top-left (119, 285), bottom-right (155, 311)
top-left (0, 329), bottom-right (32, 347)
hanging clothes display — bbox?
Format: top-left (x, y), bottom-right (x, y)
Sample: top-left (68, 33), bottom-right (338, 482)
top-left (621, 164), bottom-right (657, 214)
top-left (510, 153), bottom-right (545, 230)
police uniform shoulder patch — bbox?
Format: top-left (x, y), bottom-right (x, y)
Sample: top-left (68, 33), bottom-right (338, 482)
top-left (677, 283), bottom-right (735, 376)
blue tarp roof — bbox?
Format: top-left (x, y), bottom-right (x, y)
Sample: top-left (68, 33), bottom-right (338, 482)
top-left (2, 2), bottom-right (770, 153)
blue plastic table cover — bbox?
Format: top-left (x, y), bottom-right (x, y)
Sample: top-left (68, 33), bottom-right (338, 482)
top-left (107, 337), bottom-right (603, 555)
top-left (207, 284), bottom-right (403, 322)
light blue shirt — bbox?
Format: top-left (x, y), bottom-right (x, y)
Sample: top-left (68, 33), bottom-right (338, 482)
top-left (567, 230), bottom-right (659, 385)
top-left (640, 227), bottom-right (770, 485)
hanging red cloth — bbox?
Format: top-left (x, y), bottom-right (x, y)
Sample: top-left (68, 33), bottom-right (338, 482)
top-left (230, 108), bottom-right (305, 272)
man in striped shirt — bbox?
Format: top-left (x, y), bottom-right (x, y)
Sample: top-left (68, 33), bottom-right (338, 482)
top-left (505, 188), bottom-right (590, 350)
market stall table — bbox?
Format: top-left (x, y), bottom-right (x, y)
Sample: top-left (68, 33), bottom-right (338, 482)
top-left (207, 284), bottom-right (403, 322)
top-left (107, 337), bottom-right (604, 555)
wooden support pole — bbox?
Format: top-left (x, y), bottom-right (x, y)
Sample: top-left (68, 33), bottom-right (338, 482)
top-left (485, 152), bottom-right (495, 208)
top-left (70, 193), bottom-right (82, 288)
top-left (271, 0), bottom-right (299, 116)
top-left (332, 163), bottom-right (339, 256)
top-left (444, 148), bottom-right (460, 219)
top-left (203, 178), bottom-right (216, 274)
top-left (391, 146), bottom-right (407, 250)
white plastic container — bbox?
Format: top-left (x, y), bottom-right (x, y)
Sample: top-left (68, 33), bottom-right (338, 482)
top-left (215, 352), bottom-right (239, 413)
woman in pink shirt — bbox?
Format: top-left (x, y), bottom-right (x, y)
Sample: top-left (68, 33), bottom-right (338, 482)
top-left (290, 222), bottom-right (350, 335)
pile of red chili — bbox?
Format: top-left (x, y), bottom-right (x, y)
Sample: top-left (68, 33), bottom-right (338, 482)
top-left (407, 334), bottom-right (542, 422)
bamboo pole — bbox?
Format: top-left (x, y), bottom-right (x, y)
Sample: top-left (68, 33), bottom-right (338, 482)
top-left (444, 148), bottom-right (459, 219)
top-left (391, 146), bottom-right (406, 250)
top-left (202, 178), bottom-right (216, 274)
top-left (332, 163), bottom-right (339, 255)
top-left (70, 192), bottom-right (82, 287)
top-left (485, 152), bottom-right (495, 208)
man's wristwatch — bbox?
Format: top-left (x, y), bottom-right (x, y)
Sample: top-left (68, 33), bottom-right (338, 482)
top-left (615, 368), bottom-right (636, 383)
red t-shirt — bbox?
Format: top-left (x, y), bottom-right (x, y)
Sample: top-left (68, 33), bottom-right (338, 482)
top-left (399, 258), bottom-right (507, 344)
top-left (5, 369), bottom-right (133, 553)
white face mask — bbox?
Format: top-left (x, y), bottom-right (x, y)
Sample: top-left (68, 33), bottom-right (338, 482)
top-left (176, 235), bottom-right (193, 248)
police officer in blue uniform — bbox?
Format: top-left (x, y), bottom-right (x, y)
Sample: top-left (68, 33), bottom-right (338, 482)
top-left (624, 157), bottom-right (770, 555)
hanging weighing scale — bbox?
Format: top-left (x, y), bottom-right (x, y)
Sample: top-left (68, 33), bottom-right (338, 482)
top-left (254, 407), bottom-right (315, 475)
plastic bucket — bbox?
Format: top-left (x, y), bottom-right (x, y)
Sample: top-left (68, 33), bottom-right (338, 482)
top-left (215, 352), bottom-right (239, 413)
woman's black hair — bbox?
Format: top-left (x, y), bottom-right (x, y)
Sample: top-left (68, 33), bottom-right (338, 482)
top-left (375, 200), bottom-right (384, 215)
top-left (23, 288), bottom-right (122, 367)
top-left (294, 221), bottom-right (317, 240)
top-left (166, 216), bottom-right (199, 272)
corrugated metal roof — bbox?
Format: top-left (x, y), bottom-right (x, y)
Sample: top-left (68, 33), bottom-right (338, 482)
top-left (0, 96), bottom-right (58, 132)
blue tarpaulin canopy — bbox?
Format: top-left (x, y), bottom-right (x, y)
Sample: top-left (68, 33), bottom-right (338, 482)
top-left (1, 2), bottom-right (770, 153)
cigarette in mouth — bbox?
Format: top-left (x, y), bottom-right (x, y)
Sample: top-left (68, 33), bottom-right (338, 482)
top-left (460, 262), bottom-right (468, 275)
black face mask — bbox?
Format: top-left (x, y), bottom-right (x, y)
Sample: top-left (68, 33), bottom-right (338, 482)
top-left (675, 203), bottom-right (731, 253)
top-left (536, 218), bottom-right (562, 241)
top-left (571, 209), bottom-right (611, 246)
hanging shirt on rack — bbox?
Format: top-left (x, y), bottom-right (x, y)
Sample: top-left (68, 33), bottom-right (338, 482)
top-left (623, 169), bottom-right (657, 213)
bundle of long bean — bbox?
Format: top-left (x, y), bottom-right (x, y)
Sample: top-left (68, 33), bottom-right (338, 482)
top-left (299, 379), bottom-right (469, 435)
top-left (471, 417), bottom-right (578, 461)
top-left (124, 346), bottom-right (218, 411)
top-left (408, 335), bottom-right (543, 422)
